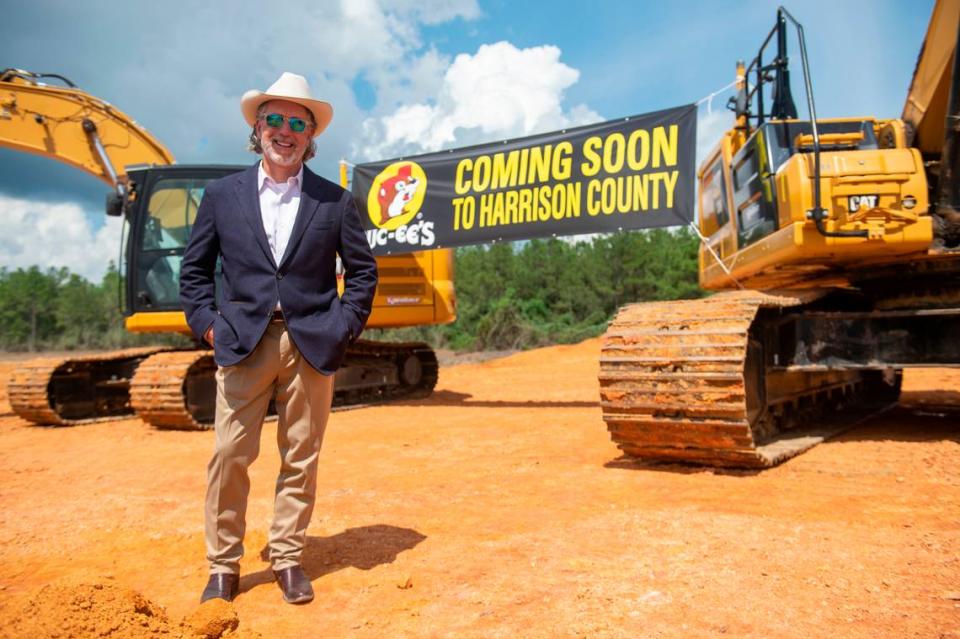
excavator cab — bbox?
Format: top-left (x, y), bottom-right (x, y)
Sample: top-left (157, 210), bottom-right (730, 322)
top-left (698, 8), bottom-right (936, 291)
top-left (120, 165), bottom-right (240, 324)
top-left (127, 167), bottom-right (235, 312)
top-left (729, 119), bottom-right (882, 250)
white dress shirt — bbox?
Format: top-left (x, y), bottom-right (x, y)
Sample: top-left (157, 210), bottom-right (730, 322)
top-left (258, 162), bottom-right (303, 310)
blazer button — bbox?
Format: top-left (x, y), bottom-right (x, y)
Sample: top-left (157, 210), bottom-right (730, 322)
top-left (276, 273), bottom-right (283, 280)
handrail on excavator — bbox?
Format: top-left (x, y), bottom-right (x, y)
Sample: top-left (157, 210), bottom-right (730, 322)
top-left (727, 9), bottom-right (869, 239)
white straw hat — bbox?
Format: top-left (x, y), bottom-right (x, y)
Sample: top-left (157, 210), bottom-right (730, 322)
top-left (240, 72), bottom-right (333, 137)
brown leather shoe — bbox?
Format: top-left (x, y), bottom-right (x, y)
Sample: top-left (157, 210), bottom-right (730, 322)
top-left (273, 565), bottom-right (314, 604)
top-left (200, 573), bottom-right (239, 603)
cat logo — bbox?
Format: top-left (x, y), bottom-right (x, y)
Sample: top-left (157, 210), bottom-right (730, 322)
top-left (367, 161), bottom-right (428, 230)
top-left (848, 194), bottom-right (879, 213)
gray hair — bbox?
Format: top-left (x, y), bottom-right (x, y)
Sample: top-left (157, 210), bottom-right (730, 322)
top-left (247, 101), bottom-right (317, 162)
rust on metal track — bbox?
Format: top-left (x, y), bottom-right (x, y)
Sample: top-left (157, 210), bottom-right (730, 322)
top-left (8, 339), bottom-right (439, 431)
top-left (333, 340), bottom-right (438, 408)
top-left (130, 350), bottom-right (216, 430)
top-left (131, 340), bottom-right (439, 430)
top-left (599, 290), bottom-right (854, 468)
top-left (7, 347), bottom-right (166, 426)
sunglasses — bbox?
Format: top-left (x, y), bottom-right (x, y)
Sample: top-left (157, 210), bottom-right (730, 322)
top-left (261, 113), bottom-right (310, 133)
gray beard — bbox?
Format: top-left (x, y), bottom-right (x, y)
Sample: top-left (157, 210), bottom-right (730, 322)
top-left (264, 143), bottom-right (301, 167)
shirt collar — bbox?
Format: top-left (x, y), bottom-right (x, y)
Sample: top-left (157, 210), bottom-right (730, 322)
top-left (258, 161), bottom-right (304, 191)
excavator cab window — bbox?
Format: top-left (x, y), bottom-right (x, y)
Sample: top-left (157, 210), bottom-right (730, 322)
top-left (127, 166), bottom-right (244, 314)
top-left (137, 178), bottom-right (207, 309)
top-left (700, 155), bottom-right (730, 237)
top-left (142, 180), bottom-right (203, 250)
top-left (731, 127), bottom-right (778, 248)
top-left (765, 120), bottom-right (878, 173)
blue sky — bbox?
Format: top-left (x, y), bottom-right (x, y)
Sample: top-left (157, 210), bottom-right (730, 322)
top-left (0, 0), bottom-right (934, 280)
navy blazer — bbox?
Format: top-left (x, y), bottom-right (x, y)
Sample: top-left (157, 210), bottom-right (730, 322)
top-left (180, 163), bottom-right (378, 374)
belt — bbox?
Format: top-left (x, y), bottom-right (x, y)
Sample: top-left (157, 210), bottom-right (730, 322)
top-left (270, 310), bottom-right (285, 323)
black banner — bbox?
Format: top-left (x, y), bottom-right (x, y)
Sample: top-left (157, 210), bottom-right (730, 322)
top-left (352, 103), bottom-right (697, 255)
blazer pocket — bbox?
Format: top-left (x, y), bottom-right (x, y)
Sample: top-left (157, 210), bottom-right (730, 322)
top-left (330, 299), bottom-right (350, 340)
top-left (310, 219), bottom-right (334, 230)
top-left (213, 314), bottom-right (238, 345)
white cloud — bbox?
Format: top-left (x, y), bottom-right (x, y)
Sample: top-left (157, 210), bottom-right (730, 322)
top-left (367, 46), bottom-right (451, 114)
top-left (0, 195), bottom-right (121, 282)
top-left (0, 0), bottom-right (487, 276)
top-left (14, 0), bottom-right (484, 169)
top-left (357, 41), bottom-right (602, 159)
top-left (388, 0), bottom-right (481, 25)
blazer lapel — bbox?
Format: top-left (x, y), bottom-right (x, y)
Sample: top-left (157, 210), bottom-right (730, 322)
top-left (277, 166), bottom-right (321, 271)
top-left (234, 163), bottom-right (277, 270)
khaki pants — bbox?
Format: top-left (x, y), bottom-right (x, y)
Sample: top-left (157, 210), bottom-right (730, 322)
top-left (205, 321), bottom-right (334, 575)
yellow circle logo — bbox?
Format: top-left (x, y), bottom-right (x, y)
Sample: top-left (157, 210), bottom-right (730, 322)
top-left (367, 161), bottom-right (427, 230)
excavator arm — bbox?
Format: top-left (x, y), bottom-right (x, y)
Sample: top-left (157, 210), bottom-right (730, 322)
top-left (0, 69), bottom-right (174, 198)
top-left (901, 0), bottom-right (960, 247)
top-left (902, 0), bottom-right (960, 157)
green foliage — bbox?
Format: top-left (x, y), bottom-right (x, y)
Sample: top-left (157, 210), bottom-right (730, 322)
top-left (0, 228), bottom-right (703, 353)
top-left (369, 227), bottom-right (704, 351)
top-left (0, 266), bottom-right (64, 351)
top-left (0, 263), bottom-right (189, 352)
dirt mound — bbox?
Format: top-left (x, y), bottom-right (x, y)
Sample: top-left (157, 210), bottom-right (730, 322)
top-left (181, 599), bottom-right (238, 638)
top-left (1, 581), bottom-right (173, 638)
top-left (1, 581), bottom-right (258, 639)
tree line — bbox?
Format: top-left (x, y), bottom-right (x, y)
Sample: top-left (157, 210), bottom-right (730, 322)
top-left (0, 263), bottom-right (188, 351)
top-left (370, 227), bottom-right (704, 350)
top-left (0, 228), bottom-right (703, 352)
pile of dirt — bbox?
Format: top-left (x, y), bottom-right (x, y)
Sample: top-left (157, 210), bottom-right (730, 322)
top-left (1, 581), bottom-right (173, 638)
top-left (181, 599), bottom-right (240, 639)
top-left (1, 580), bottom-right (258, 639)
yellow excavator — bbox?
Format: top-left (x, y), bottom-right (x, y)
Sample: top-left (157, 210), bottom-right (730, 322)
top-left (600, 1), bottom-right (960, 467)
top-left (1, 68), bottom-right (456, 428)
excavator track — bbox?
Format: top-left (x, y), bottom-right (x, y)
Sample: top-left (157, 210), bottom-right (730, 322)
top-left (333, 339), bottom-right (439, 408)
top-left (130, 350), bottom-right (217, 430)
top-left (10, 338), bottom-right (438, 431)
top-left (7, 347), bottom-right (166, 426)
top-left (130, 340), bottom-right (439, 430)
top-left (599, 290), bottom-right (895, 468)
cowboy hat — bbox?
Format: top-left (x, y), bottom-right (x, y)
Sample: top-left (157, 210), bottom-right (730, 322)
top-left (240, 72), bottom-right (333, 137)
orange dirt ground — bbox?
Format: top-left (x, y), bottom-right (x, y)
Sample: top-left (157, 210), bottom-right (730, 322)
top-left (0, 339), bottom-right (958, 638)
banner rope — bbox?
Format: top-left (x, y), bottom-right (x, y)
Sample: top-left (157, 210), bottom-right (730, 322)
top-left (676, 214), bottom-right (745, 291)
top-left (695, 79), bottom-right (740, 114)
top-left (684, 78), bottom-right (747, 289)
top-left (677, 77), bottom-right (749, 290)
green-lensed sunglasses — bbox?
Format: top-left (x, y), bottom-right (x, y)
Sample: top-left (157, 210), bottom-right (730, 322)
top-left (261, 113), bottom-right (310, 133)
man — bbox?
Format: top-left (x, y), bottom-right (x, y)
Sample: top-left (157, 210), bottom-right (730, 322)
top-left (180, 72), bottom-right (378, 605)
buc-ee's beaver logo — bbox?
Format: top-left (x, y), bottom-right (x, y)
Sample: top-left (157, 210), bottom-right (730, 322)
top-left (367, 161), bottom-right (427, 230)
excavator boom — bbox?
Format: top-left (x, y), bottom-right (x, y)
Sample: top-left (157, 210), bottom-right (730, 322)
top-left (902, 0), bottom-right (960, 158)
top-left (0, 69), bottom-right (174, 193)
